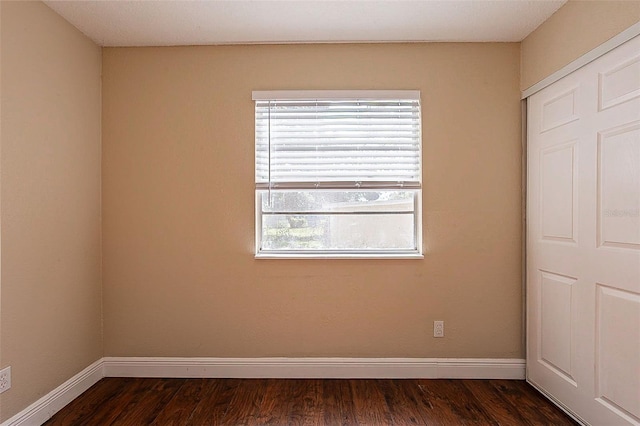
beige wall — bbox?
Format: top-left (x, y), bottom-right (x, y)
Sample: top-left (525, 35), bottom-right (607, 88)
top-left (521, 0), bottom-right (640, 91)
top-left (0, 1), bottom-right (102, 421)
top-left (102, 43), bottom-right (523, 359)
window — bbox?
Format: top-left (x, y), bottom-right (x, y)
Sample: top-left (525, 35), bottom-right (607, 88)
top-left (254, 90), bottom-right (422, 258)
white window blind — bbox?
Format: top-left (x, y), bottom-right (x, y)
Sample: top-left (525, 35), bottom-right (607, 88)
top-left (255, 92), bottom-right (421, 189)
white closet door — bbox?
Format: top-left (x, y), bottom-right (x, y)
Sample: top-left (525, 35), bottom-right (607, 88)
top-left (527, 35), bottom-right (640, 426)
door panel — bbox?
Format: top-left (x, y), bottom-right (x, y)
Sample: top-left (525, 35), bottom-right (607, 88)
top-left (598, 122), bottom-right (640, 249)
top-left (527, 35), bottom-right (640, 426)
top-left (596, 285), bottom-right (640, 422)
top-left (540, 142), bottom-right (577, 242)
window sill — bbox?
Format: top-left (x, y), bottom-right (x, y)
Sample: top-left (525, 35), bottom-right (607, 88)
top-left (255, 252), bottom-right (424, 260)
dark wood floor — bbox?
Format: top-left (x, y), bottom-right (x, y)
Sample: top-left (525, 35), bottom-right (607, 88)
top-left (44, 378), bottom-right (577, 425)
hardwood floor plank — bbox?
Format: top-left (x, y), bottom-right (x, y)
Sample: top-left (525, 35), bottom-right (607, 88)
top-left (377, 379), bottom-right (426, 426)
top-left (109, 378), bottom-right (184, 425)
top-left (299, 379), bottom-right (323, 426)
top-left (255, 379), bottom-right (322, 426)
top-left (150, 378), bottom-right (208, 425)
top-left (410, 379), bottom-right (495, 426)
top-left (463, 379), bottom-right (533, 425)
top-left (253, 379), bottom-right (286, 425)
top-left (520, 382), bottom-right (578, 425)
top-left (218, 379), bottom-right (268, 426)
top-left (408, 379), bottom-right (468, 426)
top-left (44, 377), bottom-right (579, 426)
top-left (49, 378), bottom-right (159, 426)
top-left (491, 380), bottom-right (577, 425)
top-left (322, 379), bottom-right (358, 426)
top-left (43, 377), bottom-right (128, 426)
top-left (187, 378), bottom-right (239, 425)
top-left (349, 379), bottom-right (394, 425)
top-left (428, 379), bottom-right (497, 425)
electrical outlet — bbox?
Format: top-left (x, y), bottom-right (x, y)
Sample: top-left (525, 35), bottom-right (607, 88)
top-left (433, 321), bottom-right (444, 338)
top-left (0, 366), bottom-right (11, 393)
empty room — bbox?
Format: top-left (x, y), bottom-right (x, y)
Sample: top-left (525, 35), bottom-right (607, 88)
top-left (0, 0), bottom-right (639, 424)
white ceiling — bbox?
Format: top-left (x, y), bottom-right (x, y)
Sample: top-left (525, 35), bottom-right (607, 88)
top-left (44, 0), bottom-right (567, 47)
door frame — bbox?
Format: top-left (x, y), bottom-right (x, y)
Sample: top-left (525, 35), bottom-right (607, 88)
top-left (521, 22), bottom-right (640, 101)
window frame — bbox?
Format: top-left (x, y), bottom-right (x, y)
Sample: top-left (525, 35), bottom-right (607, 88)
top-left (253, 90), bottom-right (423, 259)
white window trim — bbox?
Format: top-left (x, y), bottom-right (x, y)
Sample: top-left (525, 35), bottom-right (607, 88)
top-left (254, 90), bottom-right (423, 259)
top-left (252, 90), bottom-right (420, 101)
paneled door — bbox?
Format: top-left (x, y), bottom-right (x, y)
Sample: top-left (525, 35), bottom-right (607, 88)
top-left (527, 35), bottom-right (640, 425)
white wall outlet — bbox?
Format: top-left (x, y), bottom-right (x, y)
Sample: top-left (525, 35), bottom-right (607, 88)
top-left (434, 320), bottom-right (444, 338)
top-left (0, 366), bottom-right (11, 393)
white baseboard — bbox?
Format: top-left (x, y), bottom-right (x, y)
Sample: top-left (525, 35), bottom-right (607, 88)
top-left (1, 359), bottom-right (103, 426)
top-left (102, 357), bottom-right (525, 380)
top-left (1, 357), bottom-right (525, 425)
